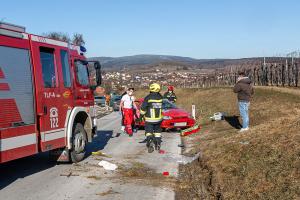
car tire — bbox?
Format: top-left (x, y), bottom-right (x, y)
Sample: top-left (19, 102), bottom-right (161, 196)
top-left (70, 123), bottom-right (87, 163)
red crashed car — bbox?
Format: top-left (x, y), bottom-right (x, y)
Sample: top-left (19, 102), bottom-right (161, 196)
top-left (134, 99), bottom-right (195, 129)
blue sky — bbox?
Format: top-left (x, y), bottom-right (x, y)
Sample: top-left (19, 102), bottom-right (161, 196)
top-left (1, 0), bottom-right (300, 58)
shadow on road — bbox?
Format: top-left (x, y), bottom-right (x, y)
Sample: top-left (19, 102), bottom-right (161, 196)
top-left (0, 152), bottom-right (56, 190)
top-left (85, 130), bottom-right (114, 156)
top-left (224, 116), bottom-right (242, 129)
top-left (0, 130), bottom-right (114, 190)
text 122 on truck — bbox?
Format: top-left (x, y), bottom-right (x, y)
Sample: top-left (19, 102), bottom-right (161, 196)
top-left (0, 22), bottom-right (102, 163)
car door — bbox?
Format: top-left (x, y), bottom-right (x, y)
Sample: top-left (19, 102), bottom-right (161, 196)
top-left (30, 39), bottom-right (73, 151)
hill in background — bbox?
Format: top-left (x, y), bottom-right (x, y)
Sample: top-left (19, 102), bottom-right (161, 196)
top-left (88, 54), bottom-right (264, 71)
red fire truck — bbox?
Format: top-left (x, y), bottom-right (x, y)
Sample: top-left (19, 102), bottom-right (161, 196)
top-left (0, 22), bottom-right (102, 163)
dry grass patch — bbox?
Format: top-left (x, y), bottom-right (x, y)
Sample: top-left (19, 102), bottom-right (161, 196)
top-left (175, 87), bottom-right (300, 200)
top-left (86, 175), bottom-right (102, 180)
top-left (96, 187), bottom-right (119, 196)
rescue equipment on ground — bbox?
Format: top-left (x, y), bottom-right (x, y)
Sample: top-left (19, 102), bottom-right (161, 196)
top-left (180, 123), bottom-right (201, 137)
top-left (210, 112), bottom-right (227, 121)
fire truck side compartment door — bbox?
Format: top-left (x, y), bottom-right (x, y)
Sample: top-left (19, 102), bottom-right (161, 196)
top-left (0, 35), bottom-right (38, 163)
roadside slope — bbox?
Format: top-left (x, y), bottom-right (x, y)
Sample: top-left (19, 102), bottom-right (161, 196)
top-left (175, 87), bottom-right (300, 200)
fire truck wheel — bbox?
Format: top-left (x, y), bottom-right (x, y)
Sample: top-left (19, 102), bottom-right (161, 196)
top-left (70, 123), bottom-right (87, 163)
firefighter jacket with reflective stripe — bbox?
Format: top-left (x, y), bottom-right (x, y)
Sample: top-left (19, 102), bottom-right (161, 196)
top-left (140, 92), bottom-right (163, 123)
top-left (163, 92), bottom-right (177, 103)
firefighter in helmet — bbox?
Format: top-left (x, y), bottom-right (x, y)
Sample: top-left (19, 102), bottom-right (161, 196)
top-left (139, 83), bottom-right (163, 152)
top-left (163, 85), bottom-right (177, 103)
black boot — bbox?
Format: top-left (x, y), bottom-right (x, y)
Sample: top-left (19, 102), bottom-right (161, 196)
top-left (146, 136), bottom-right (154, 153)
top-left (154, 138), bottom-right (158, 150)
top-left (146, 136), bottom-right (151, 147)
top-left (155, 137), bottom-right (161, 151)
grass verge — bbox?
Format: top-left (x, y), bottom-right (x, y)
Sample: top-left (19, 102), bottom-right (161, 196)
top-left (173, 87), bottom-right (300, 200)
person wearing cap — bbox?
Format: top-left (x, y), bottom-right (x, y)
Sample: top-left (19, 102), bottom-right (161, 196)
top-left (139, 83), bottom-right (163, 152)
top-left (233, 71), bottom-right (254, 132)
top-left (163, 85), bottom-right (177, 103)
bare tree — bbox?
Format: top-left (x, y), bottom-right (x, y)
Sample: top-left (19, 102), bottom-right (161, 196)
top-left (44, 32), bottom-right (71, 43)
top-left (44, 32), bottom-right (85, 46)
top-left (72, 33), bottom-right (85, 46)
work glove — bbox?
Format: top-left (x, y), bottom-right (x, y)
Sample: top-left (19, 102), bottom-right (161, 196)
top-left (136, 115), bottom-right (144, 123)
top-left (139, 115), bottom-right (145, 122)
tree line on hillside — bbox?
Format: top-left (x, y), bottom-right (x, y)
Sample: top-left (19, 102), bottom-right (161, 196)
top-left (177, 59), bottom-right (300, 88)
top-left (220, 61), bottom-right (299, 87)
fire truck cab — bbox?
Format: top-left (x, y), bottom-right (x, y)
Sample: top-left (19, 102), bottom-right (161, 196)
top-left (0, 22), bottom-right (101, 163)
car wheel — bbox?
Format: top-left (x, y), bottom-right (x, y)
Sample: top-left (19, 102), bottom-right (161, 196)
top-left (70, 123), bottom-right (87, 163)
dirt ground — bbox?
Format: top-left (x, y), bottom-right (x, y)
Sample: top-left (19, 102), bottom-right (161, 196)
top-left (169, 87), bottom-right (300, 200)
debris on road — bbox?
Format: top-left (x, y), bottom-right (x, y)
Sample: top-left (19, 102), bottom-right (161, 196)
top-left (96, 187), bottom-right (119, 196)
top-left (98, 160), bottom-right (118, 171)
top-left (92, 151), bottom-right (112, 158)
top-left (60, 172), bottom-right (79, 177)
top-left (159, 149), bottom-right (166, 154)
top-left (86, 175), bottom-right (102, 180)
top-left (162, 171), bottom-right (169, 176)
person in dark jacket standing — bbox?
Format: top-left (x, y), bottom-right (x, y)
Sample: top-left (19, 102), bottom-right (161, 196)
top-left (140, 83), bottom-right (163, 153)
top-left (233, 71), bottom-right (254, 132)
top-left (163, 86), bottom-right (177, 103)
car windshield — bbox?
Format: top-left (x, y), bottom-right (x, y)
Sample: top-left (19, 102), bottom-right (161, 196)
top-left (95, 96), bottom-right (105, 99)
top-left (162, 99), bottom-right (177, 109)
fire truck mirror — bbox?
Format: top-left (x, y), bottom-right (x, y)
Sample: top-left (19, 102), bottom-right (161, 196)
top-left (94, 61), bottom-right (102, 86)
top-left (81, 60), bottom-right (88, 65)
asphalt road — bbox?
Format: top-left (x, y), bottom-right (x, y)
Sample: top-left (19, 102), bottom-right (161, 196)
top-left (0, 112), bottom-right (182, 200)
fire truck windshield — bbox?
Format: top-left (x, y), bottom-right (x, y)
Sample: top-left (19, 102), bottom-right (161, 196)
top-left (75, 60), bottom-right (89, 86)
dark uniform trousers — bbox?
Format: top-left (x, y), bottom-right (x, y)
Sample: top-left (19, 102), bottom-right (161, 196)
top-left (145, 122), bottom-right (162, 138)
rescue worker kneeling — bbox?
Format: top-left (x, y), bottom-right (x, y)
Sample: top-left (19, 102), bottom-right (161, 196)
top-left (140, 83), bottom-right (163, 153)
